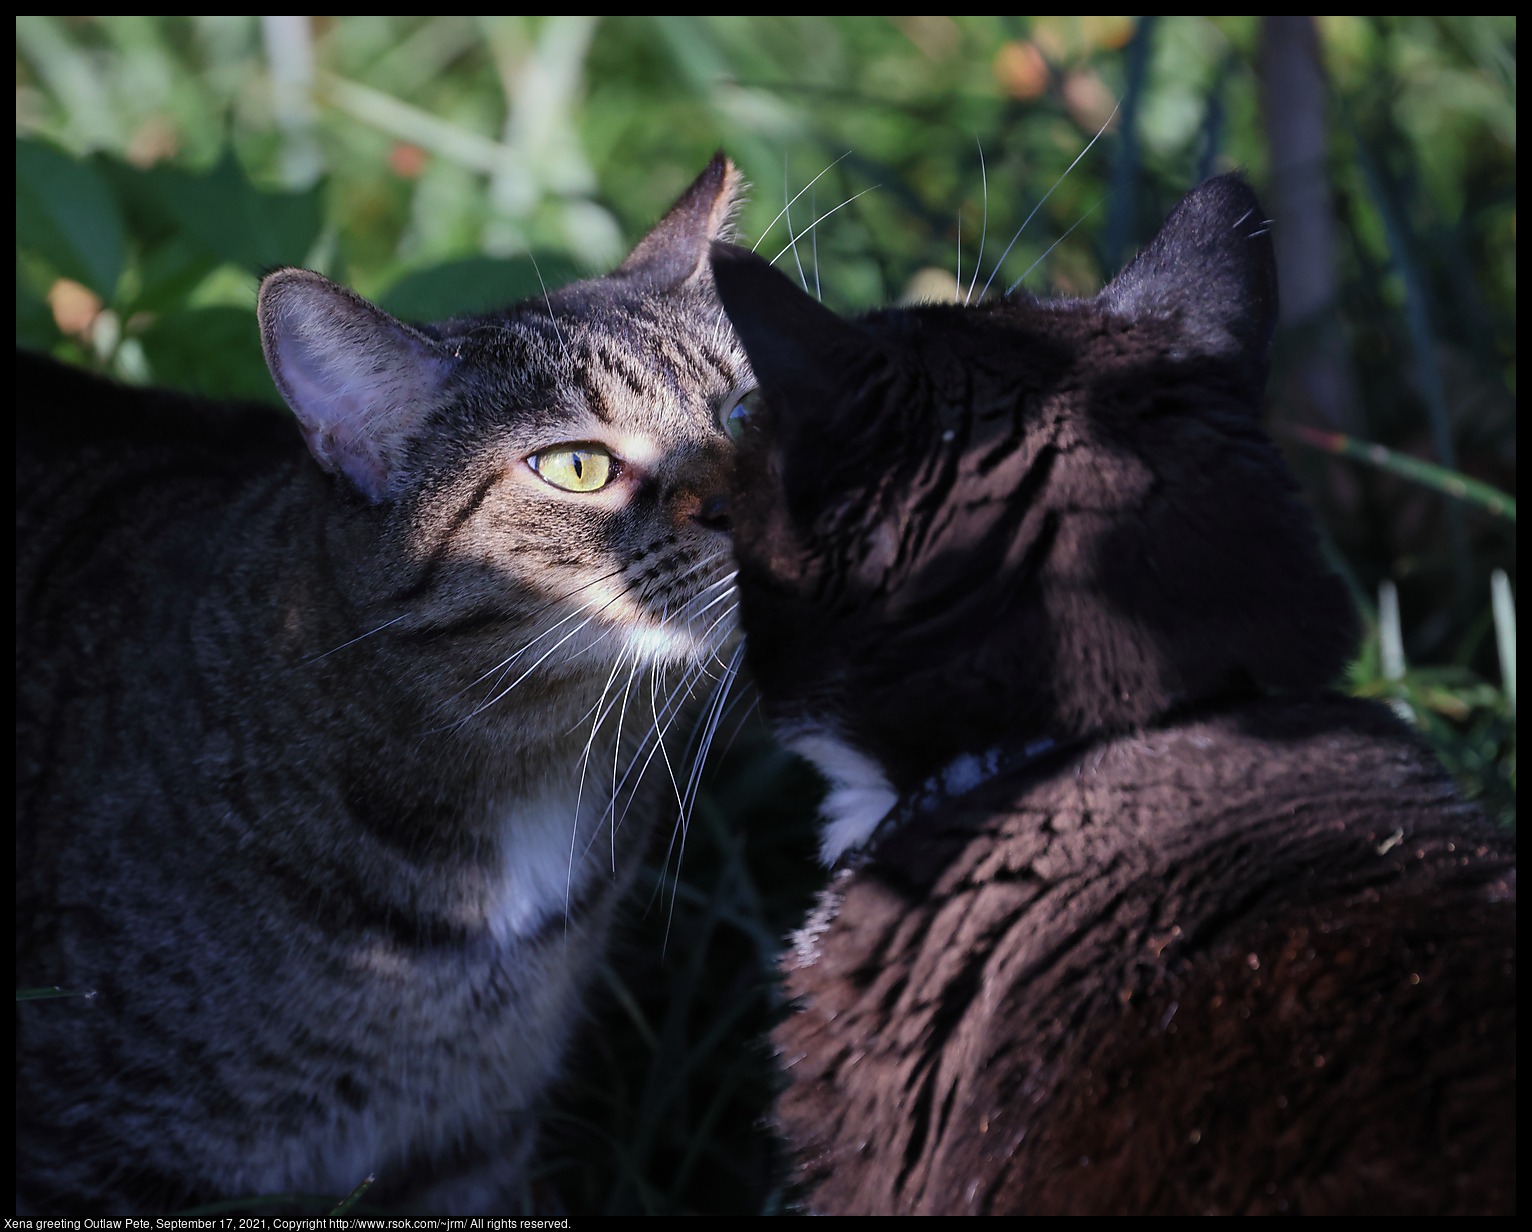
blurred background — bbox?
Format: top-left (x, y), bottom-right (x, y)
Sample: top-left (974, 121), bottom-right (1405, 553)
top-left (16, 15), bottom-right (1516, 1215)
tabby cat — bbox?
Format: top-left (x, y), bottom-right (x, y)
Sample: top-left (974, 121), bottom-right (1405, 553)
top-left (16, 155), bottom-right (752, 1214)
top-left (710, 173), bottom-right (1515, 1215)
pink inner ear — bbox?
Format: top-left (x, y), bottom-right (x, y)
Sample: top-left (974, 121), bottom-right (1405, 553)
top-left (299, 419), bottom-right (391, 502)
top-left (260, 269), bottom-right (447, 504)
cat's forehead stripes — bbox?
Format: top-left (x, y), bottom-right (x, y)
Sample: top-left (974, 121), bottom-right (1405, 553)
top-left (451, 296), bottom-right (749, 457)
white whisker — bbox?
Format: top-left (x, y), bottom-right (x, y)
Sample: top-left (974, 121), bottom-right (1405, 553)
top-left (812, 186), bottom-right (822, 301)
top-left (980, 101), bottom-right (1119, 302)
top-left (299, 613), bottom-right (409, 666)
top-left (437, 567), bottom-right (631, 705)
top-left (454, 593), bottom-right (612, 710)
top-left (965, 139), bottom-right (988, 306)
top-left (607, 656), bottom-right (645, 873)
top-left (770, 187), bottom-right (879, 267)
top-left (785, 157), bottom-right (811, 293)
top-left (528, 253), bottom-right (570, 362)
top-left (566, 646), bottom-right (635, 926)
top-left (751, 153), bottom-right (850, 254)
top-left (1007, 196), bottom-right (1109, 296)
top-left (450, 586), bottom-right (633, 727)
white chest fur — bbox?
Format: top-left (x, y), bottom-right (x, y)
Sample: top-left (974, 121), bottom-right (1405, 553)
top-left (779, 722), bottom-right (899, 866)
top-left (482, 777), bottom-right (613, 942)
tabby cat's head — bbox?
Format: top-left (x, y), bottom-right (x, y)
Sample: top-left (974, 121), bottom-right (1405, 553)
top-left (256, 156), bottom-right (752, 731)
top-left (713, 174), bottom-right (1356, 832)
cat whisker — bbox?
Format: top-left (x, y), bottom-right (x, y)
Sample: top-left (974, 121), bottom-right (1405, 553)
top-left (657, 641), bottom-right (746, 948)
top-left (622, 658), bottom-right (711, 814)
top-left (965, 138), bottom-right (989, 306)
top-left (570, 640), bottom-right (636, 741)
top-left (607, 654), bottom-right (648, 871)
top-left (979, 101), bottom-right (1119, 302)
top-left (434, 567), bottom-right (633, 704)
top-left (751, 152), bottom-right (850, 254)
top-left (579, 573), bottom-right (738, 866)
top-left (1007, 196), bottom-right (1108, 296)
top-left (566, 647), bottom-right (637, 919)
top-left (451, 586), bottom-right (635, 726)
top-left (569, 648), bottom-right (646, 912)
top-left (676, 641), bottom-right (745, 829)
top-left (527, 253), bottom-right (571, 364)
top-left (709, 607), bottom-right (742, 675)
top-left (608, 659), bottom-right (714, 868)
top-left (812, 186), bottom-right (822, 302)
top-left (690, 602), bottom-right (742, 677)
top-left (572, 653), bottom-right (660, 882)
top-left (770, 187), bottom-right (879, 267)
top-left (673, 572), bottom-right (740, 633)
top-left (464, 544), bottom-right (702, 711)
top-left (451, 588), bottom-right (618, 709)
top-left (785, 156), bottom-right (812, 293)
top-left (299, 613), bottom-right (410, 667)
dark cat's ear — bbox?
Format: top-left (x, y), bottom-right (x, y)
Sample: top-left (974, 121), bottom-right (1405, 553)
top-left (614, 151), bottom-right (746, 292)
top-left (258, 269), bottom-right (451, 502)
top-left (1102, 173), bottom-right (1278, 389)
top-left (709, 241), bottom-right (875, 420)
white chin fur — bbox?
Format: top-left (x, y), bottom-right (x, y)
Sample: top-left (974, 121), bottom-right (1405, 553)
top-left (778, 723), bottom-right (898, 865)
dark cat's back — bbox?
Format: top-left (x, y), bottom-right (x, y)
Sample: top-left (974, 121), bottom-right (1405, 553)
top-left (774, 698), bottom-right (1513, 1214)
top-left (710, 174), bottom-right (1514, 1215)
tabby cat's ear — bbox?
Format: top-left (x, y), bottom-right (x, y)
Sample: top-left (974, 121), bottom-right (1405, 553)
top-left (258, 269), bottom-right (450, 502)
top-left (614, 151), bottom-right (746, 292)
top-left (709, 241), bottom-right (875, 419)
top-left (1102, 172), bottom-right (1278, 390)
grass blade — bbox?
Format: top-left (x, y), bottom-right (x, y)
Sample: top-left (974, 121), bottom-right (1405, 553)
top-left (1279, 424), bottom-right (1515, 522)
top-left (1491, 569), bottom-right (1516, 717)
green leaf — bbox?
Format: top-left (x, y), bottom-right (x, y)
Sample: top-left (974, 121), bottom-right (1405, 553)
top-left (90, 150), bottom-right (187, 251)
top-left (378, 254), bottom-right (585, 323)
top-left (132, 235), bottom-right (222, 315)
top-left (16, 137), bottom-right (126, 300)
top-left (138, 307), bottom-right (282, 405)
top-left (16, 271), bottom-right (62, 351)
top-left (143, 149), bottom-right (323, 274)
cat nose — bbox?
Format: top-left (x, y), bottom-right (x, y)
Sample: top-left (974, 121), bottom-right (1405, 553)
top-left (691, 491), bottom-right (732, 534)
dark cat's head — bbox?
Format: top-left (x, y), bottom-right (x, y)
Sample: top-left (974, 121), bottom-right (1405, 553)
top-left (712, 174), bottom-right (1356, 856)
top-left (255, 156), bottom-right (753, 735)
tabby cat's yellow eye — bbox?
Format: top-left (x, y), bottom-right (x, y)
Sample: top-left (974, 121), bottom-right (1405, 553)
top-left (530, 445), bottom-right (614, 493)
top-left (720, 387), bottom-right (761, 443)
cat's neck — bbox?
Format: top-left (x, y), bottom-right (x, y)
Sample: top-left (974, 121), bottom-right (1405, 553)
top-left (782, 720), bottom-right (1072, 865)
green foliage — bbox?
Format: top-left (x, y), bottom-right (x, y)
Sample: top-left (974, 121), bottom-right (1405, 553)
top-left (14, 14), bottom-right (1516, 1216)
top-left (378, 254), bottom-right (585, 320)
top-left (136, 306), bottom-right (276, 404)
top-left (17, 134), bottom-right (298, 402)
top-left (16, 138), bottom-right (125, 299)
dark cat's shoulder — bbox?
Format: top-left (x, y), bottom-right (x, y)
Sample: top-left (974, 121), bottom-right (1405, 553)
top-left (18, 348), bottom-right (296, 459)
top-left (711, 173), bottom-right (1514, 1215)
top-left (776, 695), bottom-right (1513, 1215)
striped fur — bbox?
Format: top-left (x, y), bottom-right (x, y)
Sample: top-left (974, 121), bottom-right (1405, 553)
top-left (16, 157), bottom-right (749, 1213)
top-left (713, 174), bottom-right (1514, 1214)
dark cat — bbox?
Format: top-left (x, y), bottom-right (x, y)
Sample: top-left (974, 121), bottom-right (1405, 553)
top-left (710, 174), bottom-right (1515, 1215)
top-left (16, 156), bottom-right (753, 1214)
